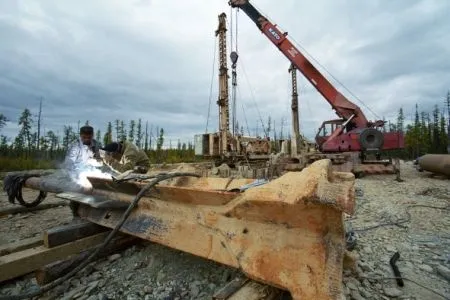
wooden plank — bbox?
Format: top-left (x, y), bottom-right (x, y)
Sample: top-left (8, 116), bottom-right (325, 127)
top-left (213, 277), bottom-right (250, 299)
top-left (35, 236), bottom-right (137, 285)
top-left (0, 236), bottom-right (43, 256)
top-left (0, 231), bottom-right (110, 283)
top-left (227, 281), bottom-right (283, 300)
top-left (44, 220), bottom-right (109, 248)
top-left (0, 201), bottom-right (68, 217)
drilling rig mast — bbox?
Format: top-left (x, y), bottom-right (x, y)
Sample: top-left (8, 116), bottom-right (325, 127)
top-left (216, 13), bottom-right (230, 155)
top-left (289, 63), bottom-right (300, 156)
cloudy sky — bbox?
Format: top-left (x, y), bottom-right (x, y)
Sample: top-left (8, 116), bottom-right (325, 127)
top-left (0, 0), bottom-right (449, 145)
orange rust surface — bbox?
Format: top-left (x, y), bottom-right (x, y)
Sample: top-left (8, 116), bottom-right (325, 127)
top-left (27, 159), bottom-right (354, 300)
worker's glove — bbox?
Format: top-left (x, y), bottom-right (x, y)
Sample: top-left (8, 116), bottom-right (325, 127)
top-left (103, 153), bottom-right (113, 164)
top-left (99, 150), bottom-right (106, 160)
top-left (87, 158), bottom-right (103, 167)
top-left (133, 166), bottom-right (148, 174)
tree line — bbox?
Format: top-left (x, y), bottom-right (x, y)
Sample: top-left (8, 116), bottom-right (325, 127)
top-left (1, 91), bottom-right (449, 171)
top-left (0, 106), bottom-right (198, 171)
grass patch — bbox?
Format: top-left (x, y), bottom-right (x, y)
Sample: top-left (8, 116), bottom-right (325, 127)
top-left (0, 157), bottom-right (56, 172)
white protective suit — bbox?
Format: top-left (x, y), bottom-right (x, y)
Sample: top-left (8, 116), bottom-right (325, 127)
top-left (64, 138), bottom-right (102, 173)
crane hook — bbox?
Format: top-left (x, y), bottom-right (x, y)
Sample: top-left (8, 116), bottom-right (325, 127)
top-left (230, 51), bottom-right (239, 68)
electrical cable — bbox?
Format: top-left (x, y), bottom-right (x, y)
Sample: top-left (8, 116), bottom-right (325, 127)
top-left (352, 204), bottom-right (449, 233)
top-left (358, 276), bottom-right (449, 300)
top-left (238, 59), bottom-right (268, 137)
top-left (236, 86), bottom-right (251, 136)
top-left (205, 37), bottom-right (218, 133)
top-left (0, 172), bottom-right (200, 300)
top-left (3, 173), bottom-right (51, 208)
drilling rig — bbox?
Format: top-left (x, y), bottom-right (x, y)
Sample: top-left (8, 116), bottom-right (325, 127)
top-left (195, 12), bottom-right (271, 165)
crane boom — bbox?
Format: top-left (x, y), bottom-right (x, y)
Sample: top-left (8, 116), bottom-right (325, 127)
top-left (229, 0), bottom-right (381, 130)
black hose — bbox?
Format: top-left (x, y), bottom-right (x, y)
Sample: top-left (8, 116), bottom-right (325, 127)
top-left (389, 252), bottom-right (404, 287)
top-left (0, 172), bottom-right (200, 300)
top-left (3, 174), bottom-right (48, 208)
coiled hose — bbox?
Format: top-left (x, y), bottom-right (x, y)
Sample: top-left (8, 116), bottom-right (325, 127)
top-left (3, 173), bottom-right (48, 208)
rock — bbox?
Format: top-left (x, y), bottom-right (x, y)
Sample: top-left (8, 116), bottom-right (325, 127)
top-left (208, 283), bottom-right (216, 291)
top-left (351, 290), bottom-right (364, 300)
top-left (70, 278), bottom-right (81, 287)
top-left (385, 245), bottom-right (396, 252)
top-left (358, 261), bottom-right (373, 273)
top-left (359, 289), bottom-right (371, 298)
top-left (107, 254), bottom-right (121, 262)
top-left (97, 293), bottom-right (108, 300)
top-left (85, 280), bottom-right (99, 295)
top-left (346, 281), bottom-right (358, 291)
top-left (419, 264), bottom-right (433, 273)
top-left (61, 286), bottom-right (85, 300)
top-left (383, 287), bottom-right (403, 298)
top-left (436, 265), bottom-right (450, 281)
top-left (157, 270), bottom-right (166, 283)
top-left (125, 274), bottom-right (133, 280)
top-left (190, 285), bottom-right (200, 298)
top-left (144, 286), bottom-right (153, 294)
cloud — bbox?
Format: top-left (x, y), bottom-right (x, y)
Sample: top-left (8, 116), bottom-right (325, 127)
top-left (0, 0), bottom-right (449, 146)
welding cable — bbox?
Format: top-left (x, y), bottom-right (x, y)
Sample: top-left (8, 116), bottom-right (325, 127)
top-left (0, 172), bottom-right (200, 300)
top-left (3, 174), bottom-right (48, 208)
top-left (352, 204), bottom-right (450, 233)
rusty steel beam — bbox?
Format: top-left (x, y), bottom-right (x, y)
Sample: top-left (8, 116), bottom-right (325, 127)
top-left (23, 160), bottom-right (355, 300)
top-left (418, 154), bottom-right (450, 177)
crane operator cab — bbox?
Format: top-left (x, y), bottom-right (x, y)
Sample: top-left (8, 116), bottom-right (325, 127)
top-left (316, 119), bottom-right (387, 158)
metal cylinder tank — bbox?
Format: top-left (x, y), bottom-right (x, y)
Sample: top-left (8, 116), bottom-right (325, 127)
top-left (418, 154), bottom-right (450, 177)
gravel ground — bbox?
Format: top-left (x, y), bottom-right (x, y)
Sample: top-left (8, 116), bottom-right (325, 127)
top-left (0, 161), bottom-right (449, 300)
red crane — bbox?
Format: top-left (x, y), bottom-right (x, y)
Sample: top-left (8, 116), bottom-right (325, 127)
top-left (228, 0), bottom-right (404, 154)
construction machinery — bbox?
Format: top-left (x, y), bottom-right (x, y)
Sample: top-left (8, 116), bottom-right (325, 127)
top-left (229, 0), bottom-right (405, 176)
top-left (195, 12), bottom-right (271, 165)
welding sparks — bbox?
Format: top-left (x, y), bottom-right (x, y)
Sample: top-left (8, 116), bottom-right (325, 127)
top-left (71, 159), bottom-right (115, 189)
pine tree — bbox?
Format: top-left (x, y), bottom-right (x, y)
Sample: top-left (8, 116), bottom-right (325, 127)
top-left (103, 122), bottom-right (113, 145)
top-left (114, 119), bottom-right (120, 140)
top-left (144, 121), bottom-right (149, 151)
top-left (96, 129), bottom-right (101, 143)
top-left (136, 119), bottom-right (143, 148)
top-left (396, 107), bottom-right (404, 133)
top-left (128, 120), bottom-right (136, 143)
top-left (17, 108), bottom-right (33, 152)
top-left (0, 113), bottom-right (7, 130)
top-left (119, 120), bottom-right (127, 141)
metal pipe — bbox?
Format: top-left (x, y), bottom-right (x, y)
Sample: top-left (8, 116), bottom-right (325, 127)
top-left (418, 154), bottom-right (450, 177)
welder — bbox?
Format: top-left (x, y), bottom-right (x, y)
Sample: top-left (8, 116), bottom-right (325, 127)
top-left (101, 141), bottom-right (150, 174)
top-left (64, 125), bottom-right (102, 218)
top-left (64, 125), bottom-right (102, 170)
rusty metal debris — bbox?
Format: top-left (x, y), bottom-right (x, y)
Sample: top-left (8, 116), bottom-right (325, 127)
top-left (19, 159), bottom-right (355, 300)
top-left (418, 154), bottom-right (450, 177)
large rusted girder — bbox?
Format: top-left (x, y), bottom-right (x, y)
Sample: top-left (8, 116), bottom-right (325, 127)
top-left (418, 154), bottom-right (450, 177)
top-left (23, 160), bottom-right (355, 300)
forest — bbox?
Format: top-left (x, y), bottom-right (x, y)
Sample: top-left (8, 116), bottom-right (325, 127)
top-left (0, 91), bottom-right (449, 171)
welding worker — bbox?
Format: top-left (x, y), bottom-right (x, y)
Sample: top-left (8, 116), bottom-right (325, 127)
top-left (64, 125), bottom-right (102, 170)
top-left (101, 141), bottom-right (150, 174)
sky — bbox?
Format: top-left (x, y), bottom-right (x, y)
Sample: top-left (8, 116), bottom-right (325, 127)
top-left (0, 0), bottom-right (449, 146)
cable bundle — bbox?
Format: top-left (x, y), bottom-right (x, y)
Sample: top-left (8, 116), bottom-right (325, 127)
top-left (3, 173), bottom-right (47, 208)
